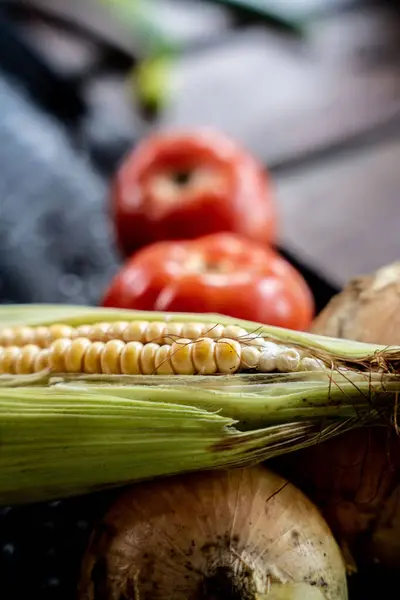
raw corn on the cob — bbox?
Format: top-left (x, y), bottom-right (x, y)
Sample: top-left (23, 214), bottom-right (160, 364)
top-left (0, 320), bottom-right (321, 376)
top-left (1, 304), bottom-right (400, 505)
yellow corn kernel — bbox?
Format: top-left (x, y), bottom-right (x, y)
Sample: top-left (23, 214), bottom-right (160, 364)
top-left (83, 341), bottom-right (105, 374)
top-left (144, 321), bottom-right (166, 344)
top-left (15, 344), bottom-right (40, 374)
top-left (49, 324), bottom-right (76, 342)
top-left (0, 317), bottom-right (306, 377)
top-left (0, 327), bottom-right (14, 347)
top-left (34, 348), bottom-right (50, 372)
top-left (163, 322), bottom-right (184, 344)
top-left (107, 322), bottom-right (129, 340)
top-left (0, 320), bottom-right (267, 350)
top-left (240, 346), bottom-right (261, 370)
top-left (76, 324), bottom-right (92, 338)
top-left (0, 346), bottom-right (20, 374)
top-left (203, 323), bottom-right (224, 339)
top-left (121, 341), bottom-right (143, 375)
top-left (101, 340), bottom-right (125, 374)
top-left (13, 326), bottom-right (34, 347)
top-left (222, 325), bottom-right (248, 341)
top-left (170, 339), bottom-right (195, 375)
top-left (0, 334), bottom-right (306, 376)
top-left (64, 338), bottom-right (92, 373)
top-left (182, 322), bottom-right (205, 340)
top-left (155, 345), bottom-right (174, 375)
top-left (215, 339), bottom-right (241, 374)
top-left (192, 338), bottom-right (217, 375)
top-left (90, 322), bottom-right (111, 342)
top-left (123, 321), bottom-right (149, 343)
top-left (35, 326), bottom-right (51, 348)
top-left (49, 338), bottom-right (71, 372)
top-left (140, 342), bottom-right (160, 375)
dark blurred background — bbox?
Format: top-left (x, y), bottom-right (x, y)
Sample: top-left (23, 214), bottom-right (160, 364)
top-left (0, 0), bottom-right (400, 313)
top-left (0, 2), bottom-right (400, 598)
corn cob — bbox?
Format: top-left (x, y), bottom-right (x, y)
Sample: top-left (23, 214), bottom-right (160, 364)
top-left (0, 329), bottom-right (320, 376)
top-left (1, 304), bottom-right (400, 505)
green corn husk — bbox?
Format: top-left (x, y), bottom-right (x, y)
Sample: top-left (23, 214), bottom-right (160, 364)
top-left (1, 304), bottom-right (400, 505)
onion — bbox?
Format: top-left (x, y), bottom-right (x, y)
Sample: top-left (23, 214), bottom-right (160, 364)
top-left (78, 466), bottom-right (347, 600)
top-left (276, 261), bottom-right (400, 572)
top-left (311, 261), bottom-right (400, 344)
top-left (274, 427), bottom-right (400, 571)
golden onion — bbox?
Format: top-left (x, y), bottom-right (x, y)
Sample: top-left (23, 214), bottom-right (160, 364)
top-left (277, 262), bottom-right (400, 572)
top-left (78, 466), bottom-right (348, 600)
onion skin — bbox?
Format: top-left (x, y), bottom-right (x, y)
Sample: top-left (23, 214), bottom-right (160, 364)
top-left (311, 262), bottom-right (400, 344)
top-left (262, 583), bottom-right (327, 599)
top-left (274, 428), bottom-right (400, 571)
top-left (284, 261), bottom-right (400, 571)
top-left (78, 466), bottom-right (347, 600)
top-left (370, 480), bottom-right (400, 569)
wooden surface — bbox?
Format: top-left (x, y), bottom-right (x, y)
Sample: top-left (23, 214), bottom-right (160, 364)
top-left (163, 6), bottom-right (400, 166)
top-left (6, 0), bottom-right (400, 288)
top-left (276, 137), bottom-right (400, 286)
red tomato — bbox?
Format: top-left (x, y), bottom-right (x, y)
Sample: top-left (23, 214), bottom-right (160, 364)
top-left (112, 129), bottom-right (277, 256)
top-left (102, 233), bottom-right (314, 330)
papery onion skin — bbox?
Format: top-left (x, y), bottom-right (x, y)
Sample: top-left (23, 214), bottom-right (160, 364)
top-left (311, 262), bottom-right (400, 345)
top-left (282, 261), bottom-right (400, 571)
top-left (78, 466), bottom-right (347, 600)
top-left (274, 427), bottom-right (400, 571)
top-left (370, 480), bottom-right (400, 569)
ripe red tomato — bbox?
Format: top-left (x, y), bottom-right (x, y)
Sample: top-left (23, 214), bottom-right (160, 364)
top-left (112, 129), bottom-right (277, 256)
top-left (102, 233), bottom-right (314, 330)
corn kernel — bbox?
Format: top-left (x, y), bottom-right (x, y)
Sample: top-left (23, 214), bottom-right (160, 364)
top-left (107, 322), bottom-right (129, 340)
top-left (15, 344), bottom-right (40, 374)
top-left (300, 357), bottom-right (325, 371)
top-left (170, 339), bottom-right (195, 375)
top-left (155, 345), bottom-right (174, 375)
top-left (49, 338), bottom-right (71, 372)
top-left (34, 348), bottom-right (50, 372)
top-left (123, 321), bottom-right (149, 343)
top-left (144, 321), bottom-right (166, 344)
top-left (13, 326), bottom-right (34, 347)
top-left (84, 341), bottom-right (105, 374)
top-left (240, 346), bottom-right (261, 370)
top-left (0, 328), bottom-right (15, 347)
top-left (49, 324), bottom-right (76, 341)
top-left (222, 325), bottom-right (248, 340)
top-left (276, 348), bottom-right (301, 372)
top-left (76, 324), bottom-right (92, 338)
top-left (203, 324), bottom-right (224, 339)
top-left (163, 322), bottom-right (184, 344)
top-left (121, 342), bottom-right (143, 375)
top-left (65, 338), bottom-right (92, 373)
top-left (182, 323), bottom-right (205, 340)
top-left (215, 338), bottom-right (241, 374)
top-left (35, 326), bottom-right (51, 348)
top-left (192, 338), bottom-right (218, 375)
top-left (258, 343), bottom-right (279, 372)
top-left (140, 342), bottom-right (160, 375)
top-left (101, 340), bottom-right (125, 374)
top-left (90, 322), bottom-right (111, 342)
top-left (0, 346), bottom-right (20, 374)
